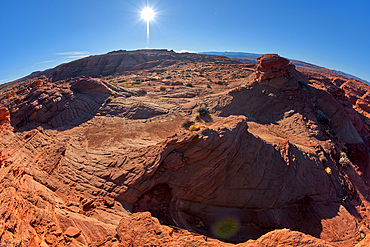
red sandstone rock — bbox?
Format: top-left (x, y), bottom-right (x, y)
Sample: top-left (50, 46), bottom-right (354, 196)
top-left (254, 54), bottom-right (300, 90)
top-left (1, 50), bottom-right (370, 246)
top-left (257, 54), bottom-right (290, 70)
top-left (64, 226), bottom-right (81, 238)
top-left (242, 228), bottom-right (332, 247)
top-left (0, 107), bottom-right (10, 126)
top-left (5, 92), bottom-right (16, 99)
top-left (30, 79), bottom-right (44, 88)
top-left (356, 233), bottom-right (370, 247)
top-left (115, 212), bottom-right (332, 247)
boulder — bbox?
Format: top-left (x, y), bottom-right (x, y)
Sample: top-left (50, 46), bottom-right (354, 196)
top-left (70, 76), bottom-right (112, 98)
top-left (64, 226), bottom-right (81, 238)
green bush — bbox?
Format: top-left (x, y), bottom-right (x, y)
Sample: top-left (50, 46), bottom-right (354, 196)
top-left (138, 89), bottom-right (147, 96)
top-left (172, 81), bottom-right (183, 86)
top-left (197, 105), bottom-right (209, 116)
top-left (182, 119), bottom-right (194, 128)
top-left (215, 80), bottom-right (227, 85)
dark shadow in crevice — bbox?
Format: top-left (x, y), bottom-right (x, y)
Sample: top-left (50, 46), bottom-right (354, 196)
top-left (132, 183), bottom-right (176, 226)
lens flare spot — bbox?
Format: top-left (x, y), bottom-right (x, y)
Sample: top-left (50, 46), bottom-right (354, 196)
top-left (211, 216), bottom-right (240, 239)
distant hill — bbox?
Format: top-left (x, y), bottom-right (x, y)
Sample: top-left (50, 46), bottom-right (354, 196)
top-left (21, 49), bottom-right (241, 82)
top-left (198, 51), bottom-right (261, 64)
top-left (198, 51), bottom-right (369, 85)
top-left (332, 70), bottom-right (369, 84)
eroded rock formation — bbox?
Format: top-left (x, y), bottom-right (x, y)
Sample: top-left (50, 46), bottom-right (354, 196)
top-left (1, 50), bottom-right (370, 246)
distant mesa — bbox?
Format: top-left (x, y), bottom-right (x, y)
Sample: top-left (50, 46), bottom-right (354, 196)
top-left (22, 49), bottom-right (241, 82)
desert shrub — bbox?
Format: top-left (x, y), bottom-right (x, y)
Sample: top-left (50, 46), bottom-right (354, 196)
top-left (319, 154), bottom-right (327, 164)
top-left (166, 76), bottom-right (172, 79)
top-left (186, 83), bottom-right (193, 87)
top-left (160, 86), bottom-right (166, 91)
top-left (138, 89), bottom-right (147, 96)
top-left (316, 110), bottom-right (330, 125)
top-left (9, 106), bottom-right (19, 113)
top-left (197, 105), bottom-right (209, 116)
top-left (339, 157), bottom-right (350, 168)
top-left (165, 82), bottom-right (171, 85)
top-left (340, 196), bottom-right (348, 206)
top-left (339, 152), bottom-right (350, 168)
top-left (172, 81), bottom-right (183, 86)
top-left (105, 96), bottom-right (114, 103)
top-left (182, 119), bottom-right (194, 128)
top-left (215, 80), bottom-right (227, 85)
top-left (189, 125), bottom-right (200, 131)
top-left (207, 84), bottom-right (212, 89)
top-left (194, 112), bottom-right (200, 119)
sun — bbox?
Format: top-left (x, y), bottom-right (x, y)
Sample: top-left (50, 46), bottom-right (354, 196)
top-left (141, 7), bottom-right (155, 22)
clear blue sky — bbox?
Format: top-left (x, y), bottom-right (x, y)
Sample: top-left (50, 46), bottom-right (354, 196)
top-left (1, 0), bottom-right (369, 84)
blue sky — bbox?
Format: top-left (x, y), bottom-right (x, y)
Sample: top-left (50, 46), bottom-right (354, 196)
top-left (1, 0), bottom-right (369, 84)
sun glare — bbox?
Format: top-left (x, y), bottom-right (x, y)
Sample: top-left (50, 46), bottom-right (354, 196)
top-left (142, 7), bottom-right (155, 22)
